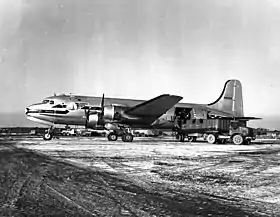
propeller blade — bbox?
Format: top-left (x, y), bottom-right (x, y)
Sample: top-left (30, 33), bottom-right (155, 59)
top-left (85, 94), bottom-right (106, 127)
top-left (98, 93), bottom-right (105, 125)
top-left (85, 108), bottom-right (90, 128)
top-left (100, 93), bottom-right (105, 113)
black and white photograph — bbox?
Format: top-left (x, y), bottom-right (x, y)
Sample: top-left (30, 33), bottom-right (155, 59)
top-left (1, 0), bottom-right (280, 216)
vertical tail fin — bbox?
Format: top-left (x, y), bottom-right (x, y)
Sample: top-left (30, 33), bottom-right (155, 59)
top-left (208, 80), bottom-right (244, 117)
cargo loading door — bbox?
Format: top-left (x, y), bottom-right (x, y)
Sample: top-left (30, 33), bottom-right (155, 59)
top-left (174, 107), bottom-right (192, 129)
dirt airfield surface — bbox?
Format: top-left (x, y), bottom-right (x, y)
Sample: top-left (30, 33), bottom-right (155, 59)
top-left (1, 136), bottom-right (280, 216)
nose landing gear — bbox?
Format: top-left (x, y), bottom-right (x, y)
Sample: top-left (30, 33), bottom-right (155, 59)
top-left (43, 127), bottom-right (55, 140)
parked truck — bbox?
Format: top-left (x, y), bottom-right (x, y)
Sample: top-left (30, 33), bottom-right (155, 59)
top-left (175, 118), bottom-right (255, 145)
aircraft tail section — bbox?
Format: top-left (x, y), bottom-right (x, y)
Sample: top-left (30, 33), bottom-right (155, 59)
top-left (208, 80), bottom-right (244, 117)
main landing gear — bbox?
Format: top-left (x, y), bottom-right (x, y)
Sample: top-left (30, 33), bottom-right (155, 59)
top-left (107, 128), bottom-right (134, 142)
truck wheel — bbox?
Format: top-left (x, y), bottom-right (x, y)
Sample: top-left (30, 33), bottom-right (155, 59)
top-left (232, 134), bottom-right (244, 145)
top-left (207, 134), bottom-right (216, 144)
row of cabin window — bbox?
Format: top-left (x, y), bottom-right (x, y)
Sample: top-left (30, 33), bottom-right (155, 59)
top-left (42, 100), bottom-right (54, 104)
top-left (42, 100), bottom-right (100, 110)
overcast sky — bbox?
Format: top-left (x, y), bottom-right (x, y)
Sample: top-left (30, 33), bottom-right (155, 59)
top-left (1, 0), bottom-right (280, 124)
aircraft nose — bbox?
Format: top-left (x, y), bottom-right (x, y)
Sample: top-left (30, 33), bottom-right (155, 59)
top-left (25, 107), bottom-right (30, 115)
top-left (25, 104), bottom-right (39, 115)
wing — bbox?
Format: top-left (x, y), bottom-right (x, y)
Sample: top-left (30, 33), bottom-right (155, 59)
top-left (124, 94), bottom-right (182, 118)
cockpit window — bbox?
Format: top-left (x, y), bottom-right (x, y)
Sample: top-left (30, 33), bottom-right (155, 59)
top-left (50, 100), bottom-right (54, 104)
top-left (52, 104), bottom-right (62, 108)
top-left (52, 104), bottom-right (67, 108)
top-left (42, 100), bottom-right (49, 104)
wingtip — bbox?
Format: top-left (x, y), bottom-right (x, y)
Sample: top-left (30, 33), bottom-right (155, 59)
top-left (160, 94), bottom-right (183, 99)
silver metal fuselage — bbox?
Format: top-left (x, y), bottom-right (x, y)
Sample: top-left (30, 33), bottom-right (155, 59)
top-left (25, 95), bottom-right (201, 129)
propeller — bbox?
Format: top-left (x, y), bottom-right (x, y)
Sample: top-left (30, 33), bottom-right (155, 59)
top-left (84, 93), bottom-right (105, 128)
top-left (98, 93), bottom-right (105, 125)
top-left (85, 106), bottom-right (90, 128)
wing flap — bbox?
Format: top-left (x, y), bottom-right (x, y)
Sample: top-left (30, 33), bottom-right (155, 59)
top-left (124, 94), bottom-right (182, 118)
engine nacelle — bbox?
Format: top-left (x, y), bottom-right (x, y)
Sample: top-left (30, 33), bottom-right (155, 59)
top-left (86, 105), bottom-right (126, 128)
top-left (86, 114), bottom-right (99, 128)
top-left (103, 105), bottom-right (126, 120)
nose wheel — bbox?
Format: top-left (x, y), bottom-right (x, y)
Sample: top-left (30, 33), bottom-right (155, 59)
top-left (43, 127), bottom-right (55, 140)
top-left (43, 131), bottom-right (53, 140)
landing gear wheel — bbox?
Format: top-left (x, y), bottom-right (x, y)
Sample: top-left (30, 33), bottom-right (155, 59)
top-left (207, 134), bottom-right (217, 144)
top-left (232, 134), bottom-right (244, 145)
top-left (108, 132), bottom-right (118, 141)
top-left (43, 132), bottom-right (53, 141)
top-left (122, 133), bottom-right (133, 142)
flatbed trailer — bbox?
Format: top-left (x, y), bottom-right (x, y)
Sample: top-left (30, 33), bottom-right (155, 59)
top-left (175, 119), bottom-right (255, 145)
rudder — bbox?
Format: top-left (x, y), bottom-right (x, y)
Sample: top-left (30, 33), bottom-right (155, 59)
top-left (208, 80), bottom-right (244, 117)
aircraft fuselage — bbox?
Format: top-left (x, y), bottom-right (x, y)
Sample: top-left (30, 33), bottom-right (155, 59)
top-left (26, 94), bottom-right (199, 129)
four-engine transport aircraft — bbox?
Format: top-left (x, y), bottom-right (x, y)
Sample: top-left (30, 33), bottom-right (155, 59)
top-left (25, 79), bottom-right (257, 142)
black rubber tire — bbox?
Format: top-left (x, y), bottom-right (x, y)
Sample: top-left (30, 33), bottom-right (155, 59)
top-left (108, 132), bottom-right (118, 141)
top-left (43, 132), bottom-right (53, 140)
top-left (207, 134), bottom-right (216, 144)
top-left (232, 134), bottom-right (244, 145)
top-left (122, 133), bottom-right (133, 142)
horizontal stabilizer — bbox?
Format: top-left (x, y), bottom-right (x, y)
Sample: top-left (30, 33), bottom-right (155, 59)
top-left (206, 107), bottom-right (261, 120)
top-left (124, 94), bottom-right (183, 118)
top-left (206, 107), bottom-right (234, 117)
top-left (233, 117), bottom-right (262, 120)
top-left (209, 116), bottom-right (262, 121)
